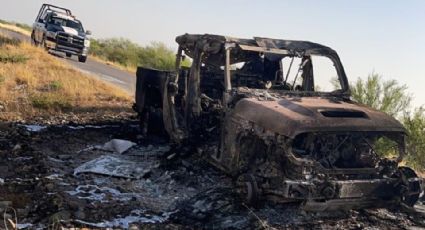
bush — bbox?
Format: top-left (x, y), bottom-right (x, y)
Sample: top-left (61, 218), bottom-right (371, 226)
top-left (403, 108), bottom-right (425, 169)
top-left (349, 73), bottom-right (425, 170)
top-left (351, 73), bottom-right (411, 118)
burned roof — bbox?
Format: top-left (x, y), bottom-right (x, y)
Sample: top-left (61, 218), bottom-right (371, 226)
top-left (175, 34), bottom-right (338, 66)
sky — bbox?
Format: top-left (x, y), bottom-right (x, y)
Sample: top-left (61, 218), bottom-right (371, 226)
top-left (1, 0), bottom-right (424, 107)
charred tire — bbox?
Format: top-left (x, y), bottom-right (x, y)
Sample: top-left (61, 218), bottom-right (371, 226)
top-left (66, 53), bottom-right (72, 58)
top-left (236, 173), bottom-right (261, 206)
top-left (398, 166), bottom-right (421, 207)
top-left (78, 56), bottom-right (87, 63)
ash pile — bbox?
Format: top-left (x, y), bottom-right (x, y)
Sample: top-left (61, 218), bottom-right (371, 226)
top-left (0, 121), bottom-right (424, 229)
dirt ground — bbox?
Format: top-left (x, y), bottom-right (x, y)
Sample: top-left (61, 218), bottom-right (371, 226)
top-left (0, 114), bottom-right (424, 229)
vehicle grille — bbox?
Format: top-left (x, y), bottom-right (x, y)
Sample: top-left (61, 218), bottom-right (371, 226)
top-left (56, 32), bottom-right (84, 50)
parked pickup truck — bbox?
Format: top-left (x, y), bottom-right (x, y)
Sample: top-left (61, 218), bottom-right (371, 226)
top-left (134, 34), bottom-right (422, 211)
top-left (31, 4), bottom-right (91, 63)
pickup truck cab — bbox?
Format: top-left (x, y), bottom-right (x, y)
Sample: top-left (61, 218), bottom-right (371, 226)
top-left (31, 4), bottom-right (91, 63)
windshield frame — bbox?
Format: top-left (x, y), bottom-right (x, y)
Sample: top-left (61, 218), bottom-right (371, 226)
top-left (48, 16), bottom-right (85, 33)
top-left (224, 43), bottom-right (350, 96)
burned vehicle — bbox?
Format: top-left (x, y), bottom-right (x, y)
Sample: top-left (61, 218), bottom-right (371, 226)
top-left (31, 4), bottom-right (91, 63)
top-left (134, 34), bottom-right (422, 210)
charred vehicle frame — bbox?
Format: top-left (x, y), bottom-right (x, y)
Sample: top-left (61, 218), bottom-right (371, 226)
top-left (134, 34), bottom-right (422, 210)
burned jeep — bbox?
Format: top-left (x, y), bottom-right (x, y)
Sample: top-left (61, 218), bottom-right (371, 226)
top-left (134, 34), bottom-right (422, 210)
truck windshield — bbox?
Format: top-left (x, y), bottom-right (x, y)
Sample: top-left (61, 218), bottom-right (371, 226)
top-left (49, 17), bottom-right (84, 32)
top-left (230, 53), bottom-right (342, 93)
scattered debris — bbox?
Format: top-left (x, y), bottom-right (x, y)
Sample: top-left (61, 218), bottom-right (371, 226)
top-left (75, 209), bottom-right (171, 229)
top-left (0, 120), bottom-right (423, 229)
top-left (99, 139), bottom-right (137, 154)
top-left (67, 124), bottom-right (121, 130)
top-left (74, 155), bottom-right (149, 179)
top-left (16, 223), bottom-right (33, 229)
top-left (21, 124), bottom-right (46, 132)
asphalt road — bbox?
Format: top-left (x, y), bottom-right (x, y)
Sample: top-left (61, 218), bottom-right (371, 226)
top-left (0, 28), bottom-right (136, 94)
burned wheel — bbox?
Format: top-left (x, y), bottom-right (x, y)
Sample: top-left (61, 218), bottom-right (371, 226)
top-left (397, 166), bottom-right (421, 207)
top-left (236, 173), bottom-right (260, 205)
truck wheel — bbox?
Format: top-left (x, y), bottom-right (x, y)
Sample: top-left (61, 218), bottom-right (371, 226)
top-left (236, 173), bottom-right (261, 206)
top-left (31, 32), bottom-right (38, 46)
top-left (78, 56), bottom-right (87, 63)
top-left (66, 53), bottom-right (72, 58)
top-left (397, 167), bottom-right (421, 207)
top-left (41, 36), bottom-right (49, 51)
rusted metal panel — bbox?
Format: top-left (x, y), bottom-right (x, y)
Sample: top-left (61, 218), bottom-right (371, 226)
top-left (233, 97), bottom-right (405, 138)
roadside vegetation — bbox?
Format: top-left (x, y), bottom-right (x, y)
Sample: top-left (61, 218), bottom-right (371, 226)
top-left (0, 33), bottom-right (130, 121)
top-left (90, 38), bottom-right (190, 72)
top-left (348, 73), bottom-right (425, 171)
top-left (0, 19), bottom-right (186, 73)
top-left (0, 19), bottom-right (31, 36)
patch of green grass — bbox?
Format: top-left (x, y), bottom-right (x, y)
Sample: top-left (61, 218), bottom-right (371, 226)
top-left (0, 53), bottom-right (29, 63)
top-left (0, 74), bottom-right (5, 84)
top-left (49, 80), bottom-right (63, 91)
top-left (31, 94), bottom-right (72, 110)
top-left (0, 36), bottom-right (20, 46)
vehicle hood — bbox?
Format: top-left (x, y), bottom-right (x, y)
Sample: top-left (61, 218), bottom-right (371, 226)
top-left (233, 97), bottom-right (405, 138)
top-left (46, 24), bottom-right (85, 37)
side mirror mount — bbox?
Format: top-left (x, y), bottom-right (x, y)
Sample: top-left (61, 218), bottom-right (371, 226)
top-left (85, 30), bottom-right (92, 35)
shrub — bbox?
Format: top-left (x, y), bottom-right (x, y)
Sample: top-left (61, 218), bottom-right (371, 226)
top-left (403, 108), bottom-right (425, 170)
top-left (349, 73), bottom-right (425, 170)
top-left (350, 73), bottom-right (411, 118)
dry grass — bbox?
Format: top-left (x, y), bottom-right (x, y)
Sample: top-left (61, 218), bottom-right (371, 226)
top-left (0, 33), bottom-right (131, 121)
top-left (0, 22), bottom-right (31, 36)
top-left (0, 21), bottom-right (137, 74)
